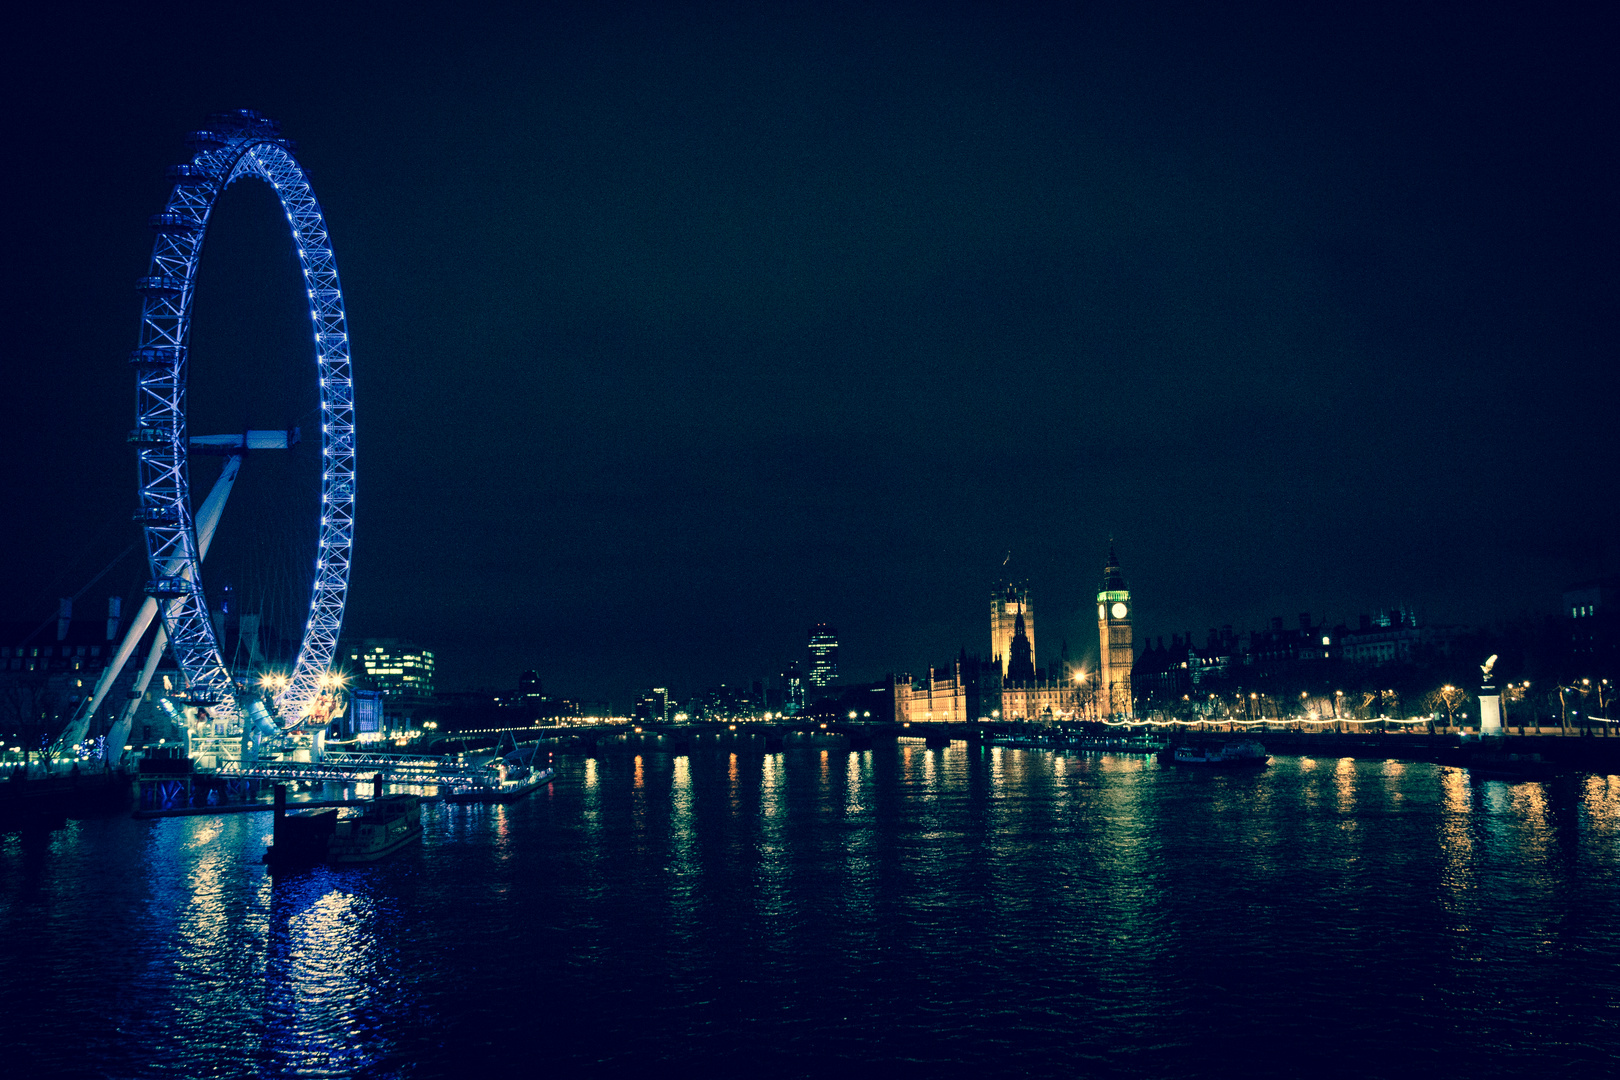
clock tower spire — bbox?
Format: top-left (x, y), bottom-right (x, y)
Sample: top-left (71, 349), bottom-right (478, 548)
top-left (1096, 543), bottom-right (1134, 720)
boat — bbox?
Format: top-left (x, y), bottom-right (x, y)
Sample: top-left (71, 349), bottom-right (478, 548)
top-left (263, 781), bottom-right (422, 868)
top-left (1080, 737), bottom-right (1165, 754)
top-left (1169, 740), bottom-right (1270, 767)
top-left (999, 735), bottom-right (1072, 750)
top-left (1463, 749), bottom-right (1562, 782)
top-left (443, 735), bottom-right (556, 803)
top-left (327, 794), bottom-right (422, 863)
top-left (443, 765), bottom-right (555, 804)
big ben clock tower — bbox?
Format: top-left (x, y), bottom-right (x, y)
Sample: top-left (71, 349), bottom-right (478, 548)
top-left (1096, 544), bottom-right (1134, 720)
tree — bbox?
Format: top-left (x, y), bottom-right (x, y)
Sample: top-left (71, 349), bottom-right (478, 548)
top-left (0, 679), bottom-right (64, 772)
top-left (1303, 695), bottom-right (1336, 726)
top-left (1422, 684), bottom-right (1471, 730)
top-left (1500, 682), bottom-right (1532, 734)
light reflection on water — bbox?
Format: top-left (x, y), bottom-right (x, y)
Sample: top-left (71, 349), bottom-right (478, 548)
top-left (4, 750), bottom-right (1620, 1078)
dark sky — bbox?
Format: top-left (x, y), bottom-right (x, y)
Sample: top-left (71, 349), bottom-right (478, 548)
top-left (3, 2), bottom-right (1615, 703)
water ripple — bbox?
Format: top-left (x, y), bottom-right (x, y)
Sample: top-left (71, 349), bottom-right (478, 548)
top-left (3, 752), bottom-right (1619, 1077)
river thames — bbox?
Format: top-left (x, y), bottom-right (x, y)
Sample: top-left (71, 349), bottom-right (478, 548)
top-left (4, 746), bottom-right (1619, 1078)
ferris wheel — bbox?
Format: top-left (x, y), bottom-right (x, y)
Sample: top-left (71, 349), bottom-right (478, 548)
top-left (145, 110), bottom-right (356, 727)
top-left (52, 112), bottom-right (355, 767)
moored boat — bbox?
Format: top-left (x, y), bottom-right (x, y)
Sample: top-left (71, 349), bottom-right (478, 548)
top-left (1463, 749), bottom-right (1562, 782)
top-left (327, 794), bottom-right (422, 863)
top-left (1170, 740), bottom-right (1270, 767)
top-left (1081, 737), bottom-right (1166, 753)
top-left (443, 766), bottom-right (555, 804)
top-left (263, 780), bottom-right (422, 869)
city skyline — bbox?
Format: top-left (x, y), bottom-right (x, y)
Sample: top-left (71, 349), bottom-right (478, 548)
top-left (2, 5), bottom-right (1614, 703)
top-left (406, 540), bottom-right (1587, 712)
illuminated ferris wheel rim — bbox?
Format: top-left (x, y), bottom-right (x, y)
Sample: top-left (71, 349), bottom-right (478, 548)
top-left (133, 110), bottom-right (354, 730)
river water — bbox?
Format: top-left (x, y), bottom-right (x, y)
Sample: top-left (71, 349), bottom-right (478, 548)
top-left (3, 746), bottom-right (1619, 1078)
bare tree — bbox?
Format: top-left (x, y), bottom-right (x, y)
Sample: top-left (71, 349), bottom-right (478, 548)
top-left (0, 680), bottom-right (63, 772)
top-left (1303, 696), bottom-right (1336, 727)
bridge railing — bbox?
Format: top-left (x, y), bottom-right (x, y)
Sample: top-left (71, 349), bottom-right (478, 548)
top-left (216, 757), bottom-right (498, 787)
top-left (324, 751), bottom-right (463, 769)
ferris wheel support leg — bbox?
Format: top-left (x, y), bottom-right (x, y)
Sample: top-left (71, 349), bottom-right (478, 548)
top-left (60, 456), bottom-right (243, 766)
top-left (105, 624), bottom-right (167, 767)
top-left (56, 596), bottom-right (160, 762)
top-left (190, 454), bottom-right (242, 556)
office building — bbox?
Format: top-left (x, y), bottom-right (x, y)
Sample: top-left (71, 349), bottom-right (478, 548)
top-left (808, 623), bottom-right (838, 688)
top-left (348, 639), bottom-right (435, 702)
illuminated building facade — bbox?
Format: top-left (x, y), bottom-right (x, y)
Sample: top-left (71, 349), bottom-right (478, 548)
top-left (349, 689), bottom-right (384, 737)
top-left (1000, 679), bottom-right (1075, 723)
top-left (808, 623), bottom-right (838, 688)
top-left (894, 656), bottom-right (1002, 724)
top-left (636, 687), bottom-right (669, 724)
top-left (782, 662), bottom-right (806, 714)
top-left (348, 639), bottom-right (435, 702)
top-left (991, 583), bottom-right (1035, 679)
top-left (1096, 546), bottom-right (1134, 719)
top-left (897, 664), bottom-right (970, 723)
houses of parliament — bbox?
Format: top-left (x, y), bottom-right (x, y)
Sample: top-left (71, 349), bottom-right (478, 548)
top-left (893, 547), bottom-right (1135, 724)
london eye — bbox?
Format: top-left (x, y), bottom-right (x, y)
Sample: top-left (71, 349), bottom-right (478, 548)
top-left (62, 110), bottom-right (355, 766)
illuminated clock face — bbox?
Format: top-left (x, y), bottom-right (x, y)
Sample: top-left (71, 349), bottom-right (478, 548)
top-left (1111, 602), bottom-right (1128, 620)
top-left (1097, 603), bottom-right (1105, 620)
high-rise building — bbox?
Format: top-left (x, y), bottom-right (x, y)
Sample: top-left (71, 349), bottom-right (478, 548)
top-left (636, 687), bottom-right (669, 724)
top-left (349, 639), bottom-right (435, 702)
top-left (782, 662), bottom-right (806, 714)
top-left (991, 582), bottom-right (1036, 678)
top-left (808, 623), bottom-right (838, 688)
top-left (1096, 546), bottom-right (1133, 719)
top-left (518, 670), bottom-right (544, 701)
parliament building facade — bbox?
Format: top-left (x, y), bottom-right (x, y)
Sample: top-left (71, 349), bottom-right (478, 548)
top-left (892, 546), bottom-right (1137, 725)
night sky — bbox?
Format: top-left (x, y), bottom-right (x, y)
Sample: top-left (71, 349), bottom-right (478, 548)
top-left (3, 3), bottom-right (1614, 703)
